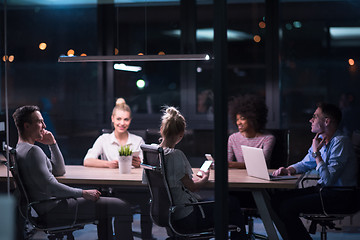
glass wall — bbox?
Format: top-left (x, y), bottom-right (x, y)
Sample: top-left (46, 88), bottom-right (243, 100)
top-left (114, 5), bottom-right (182, 115)
top-left (1, 0), bottom-right (359, 165)
top-left (279, 0), bottom-right (360, 162)
top-left (280, 1), bottom-right (360, 131)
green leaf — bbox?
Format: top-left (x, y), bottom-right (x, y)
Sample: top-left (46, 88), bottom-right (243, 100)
top-left (119, 145), bottom-right (132, 156)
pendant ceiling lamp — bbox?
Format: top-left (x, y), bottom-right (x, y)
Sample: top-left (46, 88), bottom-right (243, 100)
top-left (58, 54), bottom-right (210, 63)
top-left (58, 1), bottom-right (210, 63)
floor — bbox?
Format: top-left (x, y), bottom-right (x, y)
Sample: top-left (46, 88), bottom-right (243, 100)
top-left (29, 214), bottom-right (360, 240)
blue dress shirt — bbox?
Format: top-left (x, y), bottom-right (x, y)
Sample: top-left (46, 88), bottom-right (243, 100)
top-left (291, 130), bottom-right (358, 187)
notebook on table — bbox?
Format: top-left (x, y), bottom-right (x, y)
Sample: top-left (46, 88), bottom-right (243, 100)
top-left (241, 145), bottom-right (297, 181)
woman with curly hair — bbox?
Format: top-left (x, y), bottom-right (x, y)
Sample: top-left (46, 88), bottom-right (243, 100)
top-left (227, 94), bottom-right (275, 168)
top-left (227, 95), bottom-right (276, 239)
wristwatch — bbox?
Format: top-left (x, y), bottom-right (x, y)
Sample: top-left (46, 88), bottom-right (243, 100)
top-left (311, 151), bottom-right (321, 158)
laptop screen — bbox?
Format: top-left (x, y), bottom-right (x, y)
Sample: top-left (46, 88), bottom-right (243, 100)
top-left (241, 145), bottom-right (271, 180)
top-left (241, 145), bottom-right (297, 181)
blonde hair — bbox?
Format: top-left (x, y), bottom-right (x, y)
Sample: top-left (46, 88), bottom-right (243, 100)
top-left (160, 106), bottom-right (186, 145)
top-left (112, 98), bottom-right (131, 117)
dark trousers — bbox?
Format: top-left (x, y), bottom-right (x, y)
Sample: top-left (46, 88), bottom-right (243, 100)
top-left (113, 189), bottom-right (153, 239)
top-left (172, 203), bottom-right (215, 234)
top-left (271, 186), bottom-right (356, 240)
top-left (42, 197), bottom-right (133, 240)
top-left (228, 192), bottom-right (253, 240)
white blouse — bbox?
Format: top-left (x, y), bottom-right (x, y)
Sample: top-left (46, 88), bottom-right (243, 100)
top-left (84, 131), bottom-right (145, 161)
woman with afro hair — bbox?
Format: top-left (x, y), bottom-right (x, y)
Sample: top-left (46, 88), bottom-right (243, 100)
top-left (227, 94), bottom-right (275, 168)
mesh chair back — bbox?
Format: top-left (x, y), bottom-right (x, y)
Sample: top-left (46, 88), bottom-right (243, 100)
top-left (268, 129), bottom-right (290, 169)
top-left (8, 148), bottom-right (32, 219)
top-left (8, 148), bottom-right (49, 228)
top-left (141, 144), bottom-right (172, 228)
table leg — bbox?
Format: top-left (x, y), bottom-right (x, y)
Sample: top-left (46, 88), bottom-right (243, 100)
top-left (252, 190), bottom-right (279, 240)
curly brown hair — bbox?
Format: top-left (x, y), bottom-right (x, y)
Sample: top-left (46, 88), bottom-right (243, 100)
top-left (228, 94), bottom-right (268, 132)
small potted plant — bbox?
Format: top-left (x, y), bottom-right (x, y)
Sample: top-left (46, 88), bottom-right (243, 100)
top-left (119, 145), bottom-right (133, 157)
top-left (118, 145), bottom-right (133, 174)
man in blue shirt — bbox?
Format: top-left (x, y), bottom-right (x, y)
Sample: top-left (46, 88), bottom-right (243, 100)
top-left (272, 102), bottom-right (358, 240)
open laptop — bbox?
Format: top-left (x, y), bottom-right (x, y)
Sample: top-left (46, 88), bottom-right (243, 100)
top-left (241, 145), bottom-right (297, 181)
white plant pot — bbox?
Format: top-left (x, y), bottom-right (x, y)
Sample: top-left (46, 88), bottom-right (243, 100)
top-left (118, 155), bottom-right (132, 174)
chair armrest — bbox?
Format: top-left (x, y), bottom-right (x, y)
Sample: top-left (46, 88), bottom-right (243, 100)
top-left (28, 197), bottom-right (80, 226)
top-left (29, 196), bottom-right (77, 207)
top-left (171, 200), bottom-right (215, 213)
top-left (140, 163), bottom-right (160, 172)
top-left (300, 175), bottom-right (320, 188)
top-left (183, 200), bottom-right (214, 207)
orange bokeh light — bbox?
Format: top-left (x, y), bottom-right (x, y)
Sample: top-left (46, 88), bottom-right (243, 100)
top-left (2, 55), bottom-right (14, 62)
top-left (259, 21), bottom-right (266, 29)
top-left (253, 35), bottom-right (261, 43)
top-left (348, 58), bottom-right (355, 66)
top-left (158, 51), bottom-right (165, 55)
top-left (39, 42), bottom-right (47, 50)
top-left (67, 49), bottom-right (75, 56)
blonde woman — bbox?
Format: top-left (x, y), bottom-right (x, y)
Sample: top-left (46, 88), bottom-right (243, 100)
top-left (84, 98), bottom-right (154, 239)
top-left (84, 98), bottom-right (144, 168)
top-left (157, 106), bottom-right (214, 233)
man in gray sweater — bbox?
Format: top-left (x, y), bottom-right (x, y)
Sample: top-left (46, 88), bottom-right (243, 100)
top-left (13, 105), bottom-right (134, 240)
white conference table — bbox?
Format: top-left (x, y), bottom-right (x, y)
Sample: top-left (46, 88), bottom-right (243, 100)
top-left (1, 164), bottom-right (299, 240)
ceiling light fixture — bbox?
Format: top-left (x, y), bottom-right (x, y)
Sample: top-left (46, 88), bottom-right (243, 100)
top-left (58, 54), bottom-right (210, 63)
top-left (114, 63), bottom-right (142, 72)
top-left (330, 27), bottom-right (360, 39)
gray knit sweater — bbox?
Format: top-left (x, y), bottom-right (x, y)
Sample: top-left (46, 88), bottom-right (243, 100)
top-left (16, 142), bottom-right (82, 215)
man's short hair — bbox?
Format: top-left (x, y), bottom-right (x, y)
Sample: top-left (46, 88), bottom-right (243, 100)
top-left (12, 105), bottom-right (40, 135)
top-left (317, 102), bottom-right (342, 127)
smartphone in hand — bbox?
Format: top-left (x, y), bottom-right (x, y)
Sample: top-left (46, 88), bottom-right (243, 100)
top-left (132, 151), bottom-right (140, 157)
top-left (197, 158), bottom-right (213, 177)
top-left (205, 154), bottom-right (214, 162)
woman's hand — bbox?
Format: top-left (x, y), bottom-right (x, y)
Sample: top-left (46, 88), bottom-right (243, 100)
top-left (132, 156), bottom-right (141, 168)
top-left (106, 160), bottom-right (119, 169)
top-left (197, 170), bottom-right (210, 181)
top-left (181, 171), bottom-right (209, 192)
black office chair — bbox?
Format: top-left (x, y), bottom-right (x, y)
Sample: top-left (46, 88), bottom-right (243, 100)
top-left (140, 144), bottom-right (240, 239)
top-left (300, 184), bottom-right (359, 240)
top-left (299, 130), bottom-right (360, 240)
top-left (7, 148), bottom-right (93, 240)
top-left (268, 129), bottom-right (291, 169)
